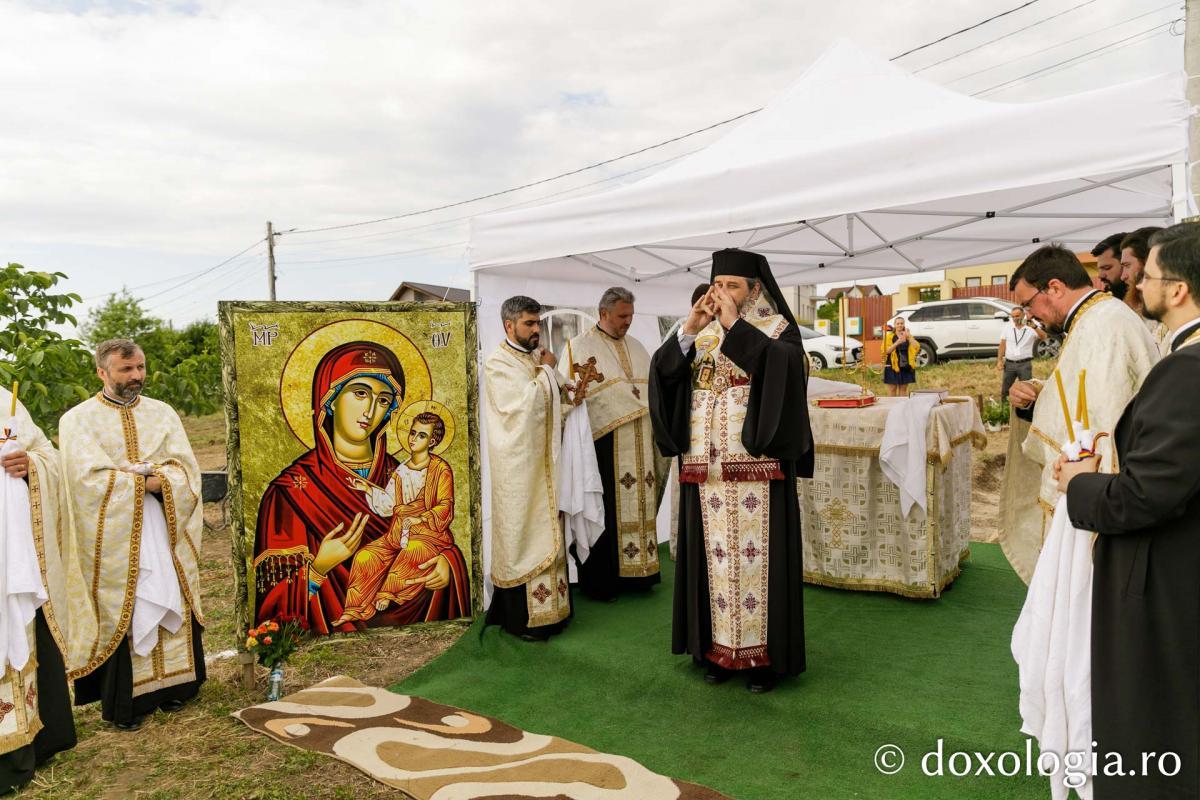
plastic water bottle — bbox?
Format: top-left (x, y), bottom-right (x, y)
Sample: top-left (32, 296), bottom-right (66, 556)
top-left (267, 666), bottom-right (284, 701)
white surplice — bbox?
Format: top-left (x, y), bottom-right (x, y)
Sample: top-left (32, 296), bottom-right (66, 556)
top-left (879, 395), bottom-right (940, 517)
top-left (0, 420), bottom-right (47, 672)
top-left (130, 494), bottom-right (185, 658)
top-left (556, 401), bottom-right (605, 582)
top-left (1011, 495), bottom-right (1093, 800)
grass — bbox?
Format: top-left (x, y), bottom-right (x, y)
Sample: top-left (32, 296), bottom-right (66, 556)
top-left (17, 361), bottom-right (1026, 798)
top-left (814, 357), bottom-right (1054, 402)
top-left (398, 544), bottom-right (1044, 800)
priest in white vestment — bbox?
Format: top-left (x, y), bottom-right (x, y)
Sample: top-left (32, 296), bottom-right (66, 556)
top-left (62, 339), bottom-right (206, 730)
top-left (483, 297), bottom-right (573, 641)
top-left (1000, 244), bottom-right (1158, 583)
top-left (558, 287), bottom-right (662, 601)
top-left (0, 387), bottom-right (93, 791)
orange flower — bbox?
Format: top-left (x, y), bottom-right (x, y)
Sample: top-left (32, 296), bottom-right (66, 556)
top-left (267, 622), bottom-right (280, 632)
top-left (246, 637), bottom-right (258, 649)
top-left (247, 628), bottom-right (256, 637)
top-left (262, 636), bottom-right (273, 645)
top-left (256, 625), bottom-right (269, 636)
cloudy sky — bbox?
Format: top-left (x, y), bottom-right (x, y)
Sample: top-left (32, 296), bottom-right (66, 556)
top-left (0, 0), bottom-right (1184, 328)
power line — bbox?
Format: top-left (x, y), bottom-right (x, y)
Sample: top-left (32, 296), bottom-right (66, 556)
top-left (146, 250), bottom-right (269, 315)
top-left (913, 0), bottom-right (1099, 73)
top-left (283, 111), bottom-right (759, 236)
top-left (973, 20), bottom-right (1179, 96)
top-left (141, 247), bottom-right (266, 310)
top-left (977, 26), bottom-right (1175, 95)
top-left (280, 148), bottom-right (698, 250)
top-left (946, 2), bottom-right (1180, 85)
top-left (890, 0), bottom-right (1043, 60)
top-left (135, 238), bottom-right (266, 303)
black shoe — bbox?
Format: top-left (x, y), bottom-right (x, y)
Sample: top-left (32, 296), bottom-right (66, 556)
top-left (159, 699), bottom-right (186, 712)
top-left (746, 670), bottom-right (779, 694)
top-left (113, 716), bottom-right (144, 732)
top-left (703, 663), bottom-right (732, 685)
top-left (517, 632), bottom-right (548, 642)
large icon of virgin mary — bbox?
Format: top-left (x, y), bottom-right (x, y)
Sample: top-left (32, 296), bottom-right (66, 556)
top-left (253, 340), bottom-right (470, 633)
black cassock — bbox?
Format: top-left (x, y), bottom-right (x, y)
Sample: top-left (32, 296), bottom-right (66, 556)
top-left (648, 317), bottom-right (813, 676)
top-left (1066, 339), bottom-right (1200, 800)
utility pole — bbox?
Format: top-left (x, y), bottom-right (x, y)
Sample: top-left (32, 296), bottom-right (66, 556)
top-left (266, 221), bottom-right (277, 300)
top-left (1188, 1), bottom-right (1200, 215)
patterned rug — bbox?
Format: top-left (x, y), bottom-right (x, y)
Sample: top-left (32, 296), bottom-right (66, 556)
top-left (233, 676), bottom-right (730, 799)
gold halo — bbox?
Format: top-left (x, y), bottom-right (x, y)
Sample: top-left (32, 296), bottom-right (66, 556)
top-left (279, 319), bottom-right (432, 456)
top-left (394, 400), bottom-right (456, 456)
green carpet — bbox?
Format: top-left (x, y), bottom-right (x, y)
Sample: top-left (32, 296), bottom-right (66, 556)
top-left (396, 544), bottom-right (1046, 800)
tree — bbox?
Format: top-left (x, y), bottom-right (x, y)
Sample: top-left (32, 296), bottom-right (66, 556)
top-left (0, 264), bottom-right (95, 434)
top-left (80, 289), bottom-right (162, 346)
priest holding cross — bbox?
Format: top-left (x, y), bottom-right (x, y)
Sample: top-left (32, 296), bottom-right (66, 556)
top-left (559, 287), bottom-right (662, 602)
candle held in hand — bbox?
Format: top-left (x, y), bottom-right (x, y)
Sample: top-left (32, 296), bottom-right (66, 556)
top-left (1054, 369), bottom-right (1075, 443)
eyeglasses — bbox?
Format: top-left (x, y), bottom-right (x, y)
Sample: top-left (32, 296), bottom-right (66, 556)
top-left (1015, 288), bottom-right (1045, 312)
top-left (1137, 273), bottom-right (1183, 287)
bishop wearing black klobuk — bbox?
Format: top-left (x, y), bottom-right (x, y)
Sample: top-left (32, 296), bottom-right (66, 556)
top-left (648, 248), bottom-right (812, 692)
top-left (1058, 230), bottom-right (1200, 800)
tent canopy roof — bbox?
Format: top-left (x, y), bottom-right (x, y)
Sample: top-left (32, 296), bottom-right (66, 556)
top-left (469, 39), bottom-right (1189, 293)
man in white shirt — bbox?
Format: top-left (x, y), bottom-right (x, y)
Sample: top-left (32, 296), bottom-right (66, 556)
top-left (995, 306), bottom-right (1046, 402)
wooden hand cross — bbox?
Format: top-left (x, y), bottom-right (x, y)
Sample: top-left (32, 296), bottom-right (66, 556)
top-left (570, 356), bottom-right (605, 406)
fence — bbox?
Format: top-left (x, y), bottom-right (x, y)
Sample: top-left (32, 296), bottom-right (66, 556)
top-left (951, 284), bottom-right (1016, 302)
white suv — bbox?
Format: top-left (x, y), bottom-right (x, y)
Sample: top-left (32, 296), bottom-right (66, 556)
top-left (894, 298), bottom-right (1060, 366)
top-left (799, 325), bottom-right (862, 371)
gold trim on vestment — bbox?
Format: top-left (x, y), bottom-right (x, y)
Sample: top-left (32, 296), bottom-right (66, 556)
top-left (73, 474), bottom-right (144, 681)
top-left (1174, 327), bottom-right (1200, 352)
top-left (0, 654), bottom-right (42, 752)
top-left (85, 470), bottom-right (117, 664)
top-left (490, 365), bottom-right (562, 589)
top-left (25, 461), bottom-right (67, 655)
top-left (160, 457), bottom-right (199, 508)
top-left (591, 407), bottom-right (649, 442)
top-left (95, 392), bottom-right (142, 412)
top-left (158, 473), bottom-right (204, 625)
top-left (1064, 292), bottom-right (1112, 337)
top-left (803, 551), bottom-right (968, 599)
top-left (1028, 424), bottom-right (1060, 455)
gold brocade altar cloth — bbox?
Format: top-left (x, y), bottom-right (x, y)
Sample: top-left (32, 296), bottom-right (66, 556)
top-left (799, 396), bottom-right (986, 599)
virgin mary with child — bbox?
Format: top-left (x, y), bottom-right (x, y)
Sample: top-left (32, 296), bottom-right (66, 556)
top-left (254, 341), bottom-right (469, 634)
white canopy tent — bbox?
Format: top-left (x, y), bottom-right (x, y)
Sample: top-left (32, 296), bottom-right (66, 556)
top-left (466, 38), bottom-right (1190, 605)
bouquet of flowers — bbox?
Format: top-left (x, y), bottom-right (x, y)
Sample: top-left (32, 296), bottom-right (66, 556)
top-left (244, 616), bottom-right (307, 669)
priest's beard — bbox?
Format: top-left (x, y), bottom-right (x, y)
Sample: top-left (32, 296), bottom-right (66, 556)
top-left (1104, 278), bottom-right (1128, 300)
top-left (1142, 292), bottom-right (1168, 322)
top-left (107, 378), bottom-right (143, 402)
top-left (514, 331), bottom-right (540, 351)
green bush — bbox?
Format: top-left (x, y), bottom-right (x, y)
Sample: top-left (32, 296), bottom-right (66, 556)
top-left (0, 264), bottom-right (95, 435)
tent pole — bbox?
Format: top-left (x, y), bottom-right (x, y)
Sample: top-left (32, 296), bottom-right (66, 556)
top-left (1171, 161), bottom-right (1191, 222)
